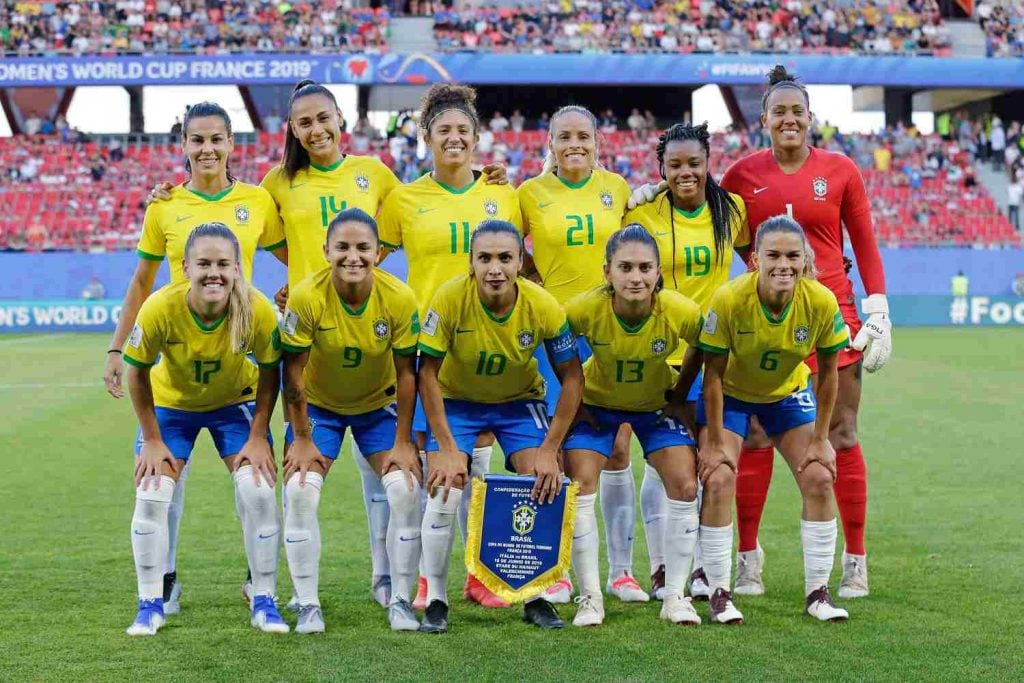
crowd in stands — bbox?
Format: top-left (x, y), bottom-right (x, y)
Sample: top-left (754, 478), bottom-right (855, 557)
top-left (0, 1), bottom-right (389, 56)
top-left (433, 1), bottom-right (953, 56)
top-left (977, 0), bottom-right (1024, 57)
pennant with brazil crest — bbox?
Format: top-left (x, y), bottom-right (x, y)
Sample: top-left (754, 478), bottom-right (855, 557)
top-left (465, 474), bottom-right (579, 603)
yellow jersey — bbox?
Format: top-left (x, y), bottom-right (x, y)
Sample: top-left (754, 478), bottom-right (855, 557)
top-left (417, 275), bottom-right (575, 404)
top-left (278, 267), bottom-right (420, 415)
top-left (517, 168), bottom-right (631, 304)
top-left (260, 156), bottom-right (400, 289)
top-left (378, 173), bottom-right (522, 316)
top-left (123, 280), bottom-right (280, 412)
top-left (566, 286), bottom-right (702, 412)
top-left (137, 182), bottom-right (285, 282)
top-left (697, 272), bottom-right (849, 404)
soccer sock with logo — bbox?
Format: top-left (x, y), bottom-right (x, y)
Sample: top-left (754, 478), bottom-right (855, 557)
top-left (736, 446), bottom-right (774, 552)
top-left (801, 518), bottom-right (838, 596)
top-left (234, 466), bottom-right (282, 599)
top-left (571, 493), bottom-right (601, 597)
top-left (165, 459), bottom-right (189, 574)
top-left (699, 524), bottom-right (733, 592)
top-left (639, 464), bottom-right (667, 574)
top-left (352, 439), bottom-right (391, 580)
top-left (422, 487), bottom-right (462, 605)
top-left (664, 498), bottom-right (699, 593)
top-left (283, 471), bottom-right (323, 607)
top-left (131, 476), bottom-right (175, 600)
top-left (600, 465), bottom-right (636, 580)
top-left (834, 444), bottom-right (868, 556)
top-left (383, 470), bottom-right (422, 604)
top-left (459, 446), bottom-right (492, 542)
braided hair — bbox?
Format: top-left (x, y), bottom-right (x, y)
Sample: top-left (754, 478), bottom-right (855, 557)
top-left (655, 122), bottom-right (741, 266)
top-left (760, 64), bottom-right (810, 113)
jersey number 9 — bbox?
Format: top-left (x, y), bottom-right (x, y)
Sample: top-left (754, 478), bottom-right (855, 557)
top-left (342, 346), bottom-right (363, 368)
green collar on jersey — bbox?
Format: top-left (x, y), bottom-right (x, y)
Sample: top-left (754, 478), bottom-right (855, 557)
top-left (310, 156), bottom-right (345, 173)
top-left (614, 311), bottom-right (651, 333)
top-left (672, 201), bottom-right (706, 219)
top-left (339, 292), bottom-right (371, 316)
top-left (479, 292), bottom-right (517, 323)
top-left (433, 174), bottom-right (476, 195)
top-left (760, 299), bottom-right (793, 324)
top-left (554, 172), bottom-right (592, 190)
top-left (187, 304), bottom-right (227, 332)
top-left (186, 183), bottom-right (234, 202)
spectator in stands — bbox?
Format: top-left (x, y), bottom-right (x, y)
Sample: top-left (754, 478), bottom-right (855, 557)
top-left (538, 112), bottom-right (550, 132)
top-left (509, 109), bottom-right (525, 134)
top-left (627, 108), bottom-right (645, 136)
top-left (599, 109), bottom-right (618, 133)
top-left (24, 112), bottom-right (42, 136)
top-left (81, 276), bottom-right (107, 300)
top-left (991, 117), bottom-right (1006, 172)
top-left (108, 138), bottom-right (124, 163)
top-left (19, 157), bottom-right (39, 182)
top-left (170, 117), bottom-right (183, 137)
top-left (489, 111), bottom-right (510, 133)
top-left (1007, 176), bottom-right (1022, 230)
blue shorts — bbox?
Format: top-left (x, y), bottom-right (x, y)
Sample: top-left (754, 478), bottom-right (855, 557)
top-left (134, 401), bottom-right (269, 461)
top-left (539, 337), bottom-right (592, 418)
top-left (564, 404), bottom-right (695, 459)
top-left (285, 403), bottom-right (397, 460)
top-left (696, 388), bottom-right (817, 439)
top-left (425, 398), bottom-right (549, 470)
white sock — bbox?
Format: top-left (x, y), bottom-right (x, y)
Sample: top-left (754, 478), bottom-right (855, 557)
top-left (801, 518), bottom-right (838, 596)
top-left (417, 450), bottom-right (428, 580)
top-left (699, 524), bottom-right (733, 592)
top-left (234, 466), bottom-right (281, 599)
top-left (382, 471), bottom-right (422, 603)
top-left (600, 465), bottom-right (635, 580)
top-left (284, 471), bottom-right (323, 606)
top-left (664, 498), bottom-right (699, 593)
top-left (165, 459), bottom-right (189, 574)
top-left (571, 493), bottom-right (601, 597)
top-left (639, 463), bottom-right (667, 573)
top-left (131, 477), bottom-right (175, 600)
top-left (352, 438), bottom-right (390, 579)
top-left (421, 487), bottom-right (462, 605)
top-left (459, 446), bottom-right (492, 542)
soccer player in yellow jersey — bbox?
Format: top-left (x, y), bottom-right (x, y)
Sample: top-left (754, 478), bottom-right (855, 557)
top-left (563, 225), bottom-right (720, 627)
top-left (625, 122), bottom-right (750, 601)
top-left (277, 209), bottom-right (423, 634)
top-left (122, 224), bottom-right (285, 636)
top-left (416, 221), bottom-right (583, 633)
top-left (687, 216), bottom-right (851, 622)
top-left (378, 84), bottom-right (521, 609)
top-left (106, 102), bottom-right (287, 615)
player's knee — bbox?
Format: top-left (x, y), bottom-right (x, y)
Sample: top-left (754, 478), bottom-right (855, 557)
top-left (284, 473), bottom-right (321, 518)
top-left (662, 476), bottom-right (698, 502)
top-left (606, 446), bottom-right (631, 470)
top-left (382, 470), bottom-right (421, 513)
top-left (829, 410), bottom-right (859, 450)
top-left (702, 466), bottom-right (736, 503)
top-left (799, 465), bottom-right (833, 503)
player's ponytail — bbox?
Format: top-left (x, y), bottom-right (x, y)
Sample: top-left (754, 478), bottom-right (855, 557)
top-left (604, 223), bottom-right (664, 293)
top-left (184, 223), bottom-right (254, 352)
top-left (753, 215), bottom-right (817, 278)
top-left (283, 79), bottom-right (343, 181)
top-left (543, 105), bottom-right (603, 175)
top-left (182, 101), bottom-right (235, 182)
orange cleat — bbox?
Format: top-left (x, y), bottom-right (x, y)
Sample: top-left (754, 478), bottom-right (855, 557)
top-left (413, 576), bottom-right (429, 611)
top-left (464, 573), bottom-right (511, 608)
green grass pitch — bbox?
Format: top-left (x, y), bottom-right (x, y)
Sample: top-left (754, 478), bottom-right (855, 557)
top-left (1, 329), bottom-right (1021, 681)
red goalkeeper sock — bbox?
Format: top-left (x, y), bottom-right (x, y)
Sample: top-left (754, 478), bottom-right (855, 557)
top-left (834, 444), bottom-right (868, 556)
top-left (735, 446), bottom-right (774, 553)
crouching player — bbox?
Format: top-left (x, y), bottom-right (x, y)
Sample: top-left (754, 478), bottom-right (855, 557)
top-left (125, 223), bottom-right (285, 635)
top-left (278, 209), bottom-right (423, 633)
top-left (416, 220), bottom-right (584, 633)
top-left (693, 216), bottom-right (850, 621)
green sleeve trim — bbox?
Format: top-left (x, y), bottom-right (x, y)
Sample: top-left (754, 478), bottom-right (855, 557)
top-left (417, 342), bottom-right (446, 358)
top-left (280, 341), bottom-right (310, 354)
top-left (380, 240), bottom-right (401, 250)
top-left (697, 341), bottom-right (730, 355)
top-left (257, 360), bottom-right (282, 369)
top-left (136, 249), bottom-right (164, 262)
top-left (263, 239), bottom-right (287, 252)
top-left (393, 345), bottom-right (418, 356)
top-left (123, 355), bottom-right (155, 368)
top-left (816, 338), bottom-right (850, 355)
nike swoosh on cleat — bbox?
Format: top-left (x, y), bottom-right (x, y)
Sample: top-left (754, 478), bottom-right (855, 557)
top-left (133, 529), bottom-right (155, 536)
top-left (430, 524), bottom-right (449, 530)
top-left (258, 531), bottom-right (279, 539)
top-left (285, 538), bottom-right (307, 544)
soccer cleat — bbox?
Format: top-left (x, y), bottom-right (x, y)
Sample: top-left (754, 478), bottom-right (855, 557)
top-left (295, 604), bottom-right (325, 634)
top-left (241, 569), bottom-right (253, 607)
top-left (419, 600), bottom-right (449, 633)
top-left (734, 544), bottom-right (765, 596)
top-left (372, 575), bottom-right (392, 608)
top-left (162, 572), bottom-right (182, 615)
top-left (659, 590), bottom-right (701, 625)
top-left (572, 593), bottom-right (604, 627)
top-left (464, 574), bottom-right (511, 608)
top-left (709, 588), bottom-right (744, 625)
top-left (286, 592), bottom-right (300, 613)
top-left (805, 586), bottom-right (849, 622)
top-left (650, 565), bottom-right (666, 601)
top-left (250, 595), bottom-right (290, 633)
top-left (607, 573), bottom-right (650, 603)
top-left (522, 599), bottom-right (565, 629)
top-left (413, 576), bottom-right (428, 611)
top-left (838, 552), bottom-right (869, 598)
top-left (545, 576), bottom-right (574, 604)
top-left (388, 599), bottom-right (421, 632)
top-left (126, 598), bottom-right (165, 636)
top-left (688, 567), bottom-right (711, 601)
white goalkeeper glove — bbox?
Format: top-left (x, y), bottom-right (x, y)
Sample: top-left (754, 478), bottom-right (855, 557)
top-left (626, 181), bottom-right (667, 210)
top-left (851, 293), bottom-right (892, 373)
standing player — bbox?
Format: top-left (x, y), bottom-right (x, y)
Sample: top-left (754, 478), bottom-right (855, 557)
top-left (106, 102), bottom-right (287, 615)
top-left (624, 122), bottom-right (749, 601)
top-left (277, 209), bottom-right (423, 634)
top-left (378, 84), bottom-right (521, 609)
top-left (720, 66), bottom-right (891, 597)
top-left (124, 223), bottom-right (285, 635)
top-left (693, 216), bottom-right (850, 622)
top-left (416, 220), bottom-right (583, 633)
top-left (517, 105), bottom-right (646, 604)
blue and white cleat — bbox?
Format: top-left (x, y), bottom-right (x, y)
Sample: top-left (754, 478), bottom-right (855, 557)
top-left (251, 595), bottom-right (290, 633)
top-left (126, 598), bottom-right (165, 636)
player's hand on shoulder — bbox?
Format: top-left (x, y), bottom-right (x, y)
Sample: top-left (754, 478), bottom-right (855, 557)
top-left (851, 294), bottom-right (892, 373)
top-left (480, 162), bottom-right (508, 185)
top-left (274, 283), bottom-right (289, 313)
top-left (626, 180), bottom-right (667, 210)
top-left (145, 181), bottom-right (175, 206)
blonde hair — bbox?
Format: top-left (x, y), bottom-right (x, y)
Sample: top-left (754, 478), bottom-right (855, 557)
top-left (184, 222), bottom-right (254, 352)
top-left (753, 215), bottom-right (817, 278)
top-left (542, 105), bottom-right (603, 175)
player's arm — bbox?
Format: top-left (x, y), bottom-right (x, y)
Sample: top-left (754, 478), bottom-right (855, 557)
top-left (125, 362), bottom-right (177, 488)
top-left (236, 362), bottom-right (280, 485)
top-left (384, 351), bottom-right (422, 488)
top-left (417, 354), bottom-right (467, 502)
top-left (281, 348), bottom-right (327, 485)
top-left (802, 348), bottom-right (840, 480)
top-left (697, 349), bottom-right (732, 483)
top-left (105, 258), bottom-right (160, 398)
top-left (534, 328), bottom-right (583, 503)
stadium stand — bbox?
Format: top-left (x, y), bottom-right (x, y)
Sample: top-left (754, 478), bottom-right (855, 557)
top-left (977, 0), bottom-right (1024, 57)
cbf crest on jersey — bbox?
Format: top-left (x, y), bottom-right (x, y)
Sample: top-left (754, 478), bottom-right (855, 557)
top-left (517, 328), bottom-right (535, 349)
top-left (235, 204), bottom-right (250, 223)
top-left (355, 174), bottom-right (370, 193)
top-left (651, 337), bottom-right (668, 355)
top-left (600, 191), bottom-right (614, 209)
top-left (484, 199), bottom-right (498, 216)
top-left (812, 176), bottom-right (828, 200)
top-left (373, 317), bottom-right (390, 340)
top-left (794, 325), bottom-right (810, 344)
